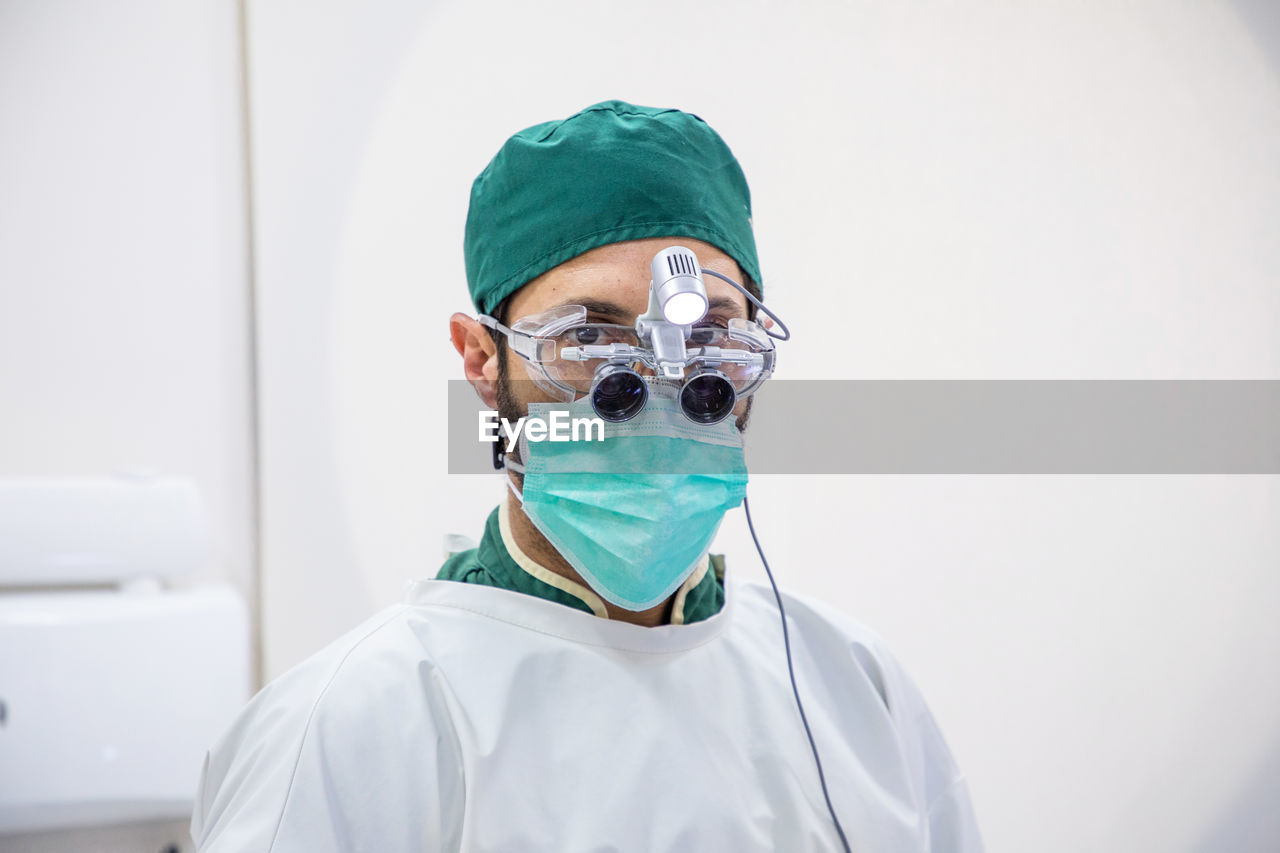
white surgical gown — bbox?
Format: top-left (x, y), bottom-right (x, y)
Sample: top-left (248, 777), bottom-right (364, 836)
top-left (191, 576), bottom-right (983, 852)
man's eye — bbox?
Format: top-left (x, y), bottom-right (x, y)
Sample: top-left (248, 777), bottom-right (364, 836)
top-left (571, 327), bottom-right (600, 345)
top-left (690, 322), bottom-right (729, 344)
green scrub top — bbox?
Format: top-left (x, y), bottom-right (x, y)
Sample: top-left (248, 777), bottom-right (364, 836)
top-left (437, 505), bottom-right (726, 625)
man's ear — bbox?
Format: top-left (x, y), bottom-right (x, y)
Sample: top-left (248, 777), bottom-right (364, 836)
top-left (450, 313), bottom-right (500, 409)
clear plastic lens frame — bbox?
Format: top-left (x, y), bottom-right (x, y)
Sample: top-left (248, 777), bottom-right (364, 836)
top-left (479, 306), bottom-right (775, 401)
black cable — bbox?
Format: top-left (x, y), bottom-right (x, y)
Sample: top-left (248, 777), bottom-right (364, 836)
top-left (700, 268), bottom-right (791, 340)
top-left (743, 494), bottom-right (851, 853)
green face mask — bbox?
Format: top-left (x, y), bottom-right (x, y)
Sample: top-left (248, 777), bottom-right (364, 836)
top-left (504, 388), bottom-right (749, 612)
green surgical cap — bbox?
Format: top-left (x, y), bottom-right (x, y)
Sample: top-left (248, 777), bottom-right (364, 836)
top-left (464, 100), bottom-right (761, 315)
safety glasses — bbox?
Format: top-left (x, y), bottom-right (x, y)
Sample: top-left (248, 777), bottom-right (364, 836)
top-left (479, 305), bottom-right (775, 424)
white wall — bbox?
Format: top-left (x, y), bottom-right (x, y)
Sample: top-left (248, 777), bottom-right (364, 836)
top-left (243, 0), bottom-right (438, 677)
top-left (0, 0), bottom-right (254, 596)
top-left (249, 1), bottom-right (1280, 851)
top-left (0, 1), bottom-right (252, 850)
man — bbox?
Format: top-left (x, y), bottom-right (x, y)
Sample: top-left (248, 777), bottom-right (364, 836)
top-left (191, 101), bottom-right (983, 851)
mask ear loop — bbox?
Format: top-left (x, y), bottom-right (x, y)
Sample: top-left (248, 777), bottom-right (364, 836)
top-left (502, 452), bottom-right (526, 502)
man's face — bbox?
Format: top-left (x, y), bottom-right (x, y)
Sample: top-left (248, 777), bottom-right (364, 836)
top-left (494, 236), bottom-right (755, 430)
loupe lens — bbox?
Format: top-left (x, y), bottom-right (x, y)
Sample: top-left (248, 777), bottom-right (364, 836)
top-left (590, 365), bottom-right (648, 422)
top-left (680, 371), bottom-right (736, 424)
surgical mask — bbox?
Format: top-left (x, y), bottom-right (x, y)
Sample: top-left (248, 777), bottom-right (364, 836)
top-left (504, 387), bottom-right (749, 612)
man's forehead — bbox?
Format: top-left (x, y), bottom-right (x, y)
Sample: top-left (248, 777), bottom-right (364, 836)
top-left (537, 294), bottom-right (749, 324)
top-left (507, 238), bottom-right (748, 319)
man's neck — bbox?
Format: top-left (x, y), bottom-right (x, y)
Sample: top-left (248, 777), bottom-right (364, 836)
top-left (504, 492), bottom-right (674, 627)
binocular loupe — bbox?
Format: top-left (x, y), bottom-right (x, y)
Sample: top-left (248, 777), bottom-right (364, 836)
top-left (478, 245), bottom-right (789, 426)
top-left (588, 364), bottom-right (737, 425)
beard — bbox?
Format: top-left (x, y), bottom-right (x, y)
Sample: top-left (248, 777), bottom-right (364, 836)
top-left (494, 352), bottom-right (528, 468)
